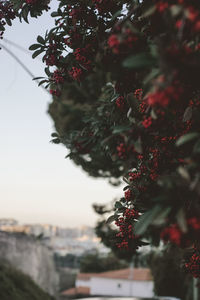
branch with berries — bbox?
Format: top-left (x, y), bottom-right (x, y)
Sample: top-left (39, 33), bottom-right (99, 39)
top-left (3, 0), bottom-right (200, 279)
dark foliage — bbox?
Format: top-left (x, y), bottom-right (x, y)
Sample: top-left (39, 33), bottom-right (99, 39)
top-left (0, 261), bottom-right (54, 300)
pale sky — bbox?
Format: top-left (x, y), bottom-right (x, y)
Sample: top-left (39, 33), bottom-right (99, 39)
top-left (0, 1), bottom-right (122, 227)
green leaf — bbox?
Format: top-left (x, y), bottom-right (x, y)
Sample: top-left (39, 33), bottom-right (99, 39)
top-left (106, 215), bottom-right (116, 224)
top-left (22, 6), bottom-right (29, 23)
top-left (123, 177), bottom-right (130, 184)
top-left (30, 10), bottom-right (37, 18)
top-left (33, 77), bottom-right (45, 81)
top-left (143, 68), bottom-right (160, 85)
top-left (176, 132), bottom-right (200, 147)
top-left (5, 18), bottom-right (12, 26)
top-left (45, 83), bottom-right (51, 89)
top-left (123, 53), bottom-right (156, 69)
top-left (13, 1), bottom-right (23, 11)
top-left (177, 166), bottom-right (190, 181)
top-left (193, 139), bottom-right (200, 153)
top-left (51, 11), bottom-right (59, 17)
top-left (32, 49), bottom-right (43, 59)
top-left (51, 138), bottom-right (60, 144)
top-left (111, 10), bottom-right (122, 21)
top-left (112, 125), bottom-right (130, 134)
top-left (123, 185), bottom-right (130, 191)
top-left (51, 132), bottom-right (59, 138)
top-left (134, 138), bottom-right (143, 154)
top-left (152, 207), bottom-right (171, 226)
top-left (140, 5), bottom-right (156, 19)
top-left (176, 208), bottom-right (187, 233)
top-left (170, 5), bottom-right (182, 17)
top-left (151, 109), bottom-right (157, 120)
top-left (150, 44), bottom-right (158, 58)
top-left (183, 107), bottom-right (192, 122)
top-left (37, 35), bottom-right (45, 45)
top-left (115, 201), bottom-right (124, 209)
top-left (135, 205), bottom-right (164, 235)
top-left (29, 44), bottom-right (41, 51)
top-left (45, 67), bottom-right (51, 77)
top-left (111, 95), bottom-right (118, 102)
top-left (38, 79), bottom-right (48, 86)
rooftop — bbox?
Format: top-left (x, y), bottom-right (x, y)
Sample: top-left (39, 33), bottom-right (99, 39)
top-left (61, 286), bottom-right (90, 296)
top-left (77, 268), bottom-right (153, 281)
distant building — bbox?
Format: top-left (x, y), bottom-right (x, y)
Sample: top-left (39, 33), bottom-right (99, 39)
top-left (0, 219), bottom-right (18, 226)
top-left (0, 220), bottom-right (108, 256)
top-left (61, 268), bottom-right (154, 298)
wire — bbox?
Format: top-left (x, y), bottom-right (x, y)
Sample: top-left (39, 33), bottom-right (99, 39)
top-left (2, 38), bottom-right (41, 60)
top-left (0, 43), bottom-right (49, 94)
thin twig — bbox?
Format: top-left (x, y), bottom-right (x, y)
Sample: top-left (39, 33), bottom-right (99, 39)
top-left (0, 43), bottom-right (49, 94)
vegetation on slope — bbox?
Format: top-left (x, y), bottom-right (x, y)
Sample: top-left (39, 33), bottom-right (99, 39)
top-left (0, 261), bottom-right (55, 300)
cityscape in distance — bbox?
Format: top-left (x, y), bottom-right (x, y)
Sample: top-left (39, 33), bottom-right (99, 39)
top-left (0, 218), bottom-right (108, 256)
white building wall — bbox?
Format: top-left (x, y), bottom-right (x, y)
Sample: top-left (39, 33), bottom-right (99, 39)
top-left (76, 279), bottom-right (91, 288)
top-left (90, 277), bottom-right (154, 298)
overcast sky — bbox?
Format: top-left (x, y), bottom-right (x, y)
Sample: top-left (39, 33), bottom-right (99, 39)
top-left (0, 1), bottom-right (122, 227)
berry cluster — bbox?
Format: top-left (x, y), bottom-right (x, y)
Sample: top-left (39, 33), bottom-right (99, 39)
top-left (161, 217), bottom-right (200, 247)
top-left (74, 47), bottom-right (92, 71)
top-left (92, 0), bottom-right (118, 15)
top-left (24, 0), bottom-right (50, 11)
top-left (147, 83), bottom-right (184, 108)
top-left (116, 96), bottom-right (125, 110)
top-left (68, 67), bottom-right (83, 82)
top-left (108, 29), bottom-right (139, 54)
top-left (185, 249), bottom-right (200, 278)
top-left (115, 207), bottom-right (139, 250)
top-left (52, 70), bottom-right (64, 84)
top-left (0, 1), bottom-right (15, 41)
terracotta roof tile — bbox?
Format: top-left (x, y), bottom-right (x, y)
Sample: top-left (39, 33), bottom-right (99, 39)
top-left (61, 286), bottom-right (90, 296)
top-left (77, 268), bottom-right (152, 281)
top-left (93, 268), bottom-right (152, 281)
top-left (77, 273), bottom-right (97, 280)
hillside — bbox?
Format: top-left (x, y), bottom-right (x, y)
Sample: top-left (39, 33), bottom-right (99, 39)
top-left (0, 261), bottom-right (55, 300)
